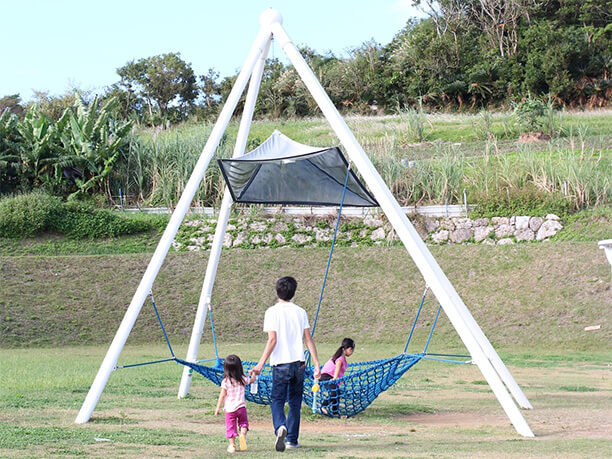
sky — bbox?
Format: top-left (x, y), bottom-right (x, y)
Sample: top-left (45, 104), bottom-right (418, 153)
top-left (2, 0), bottom-right (426, 102)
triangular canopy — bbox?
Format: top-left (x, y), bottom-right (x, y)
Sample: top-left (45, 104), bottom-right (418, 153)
top-left (217, 130), bottom-right (378, 206)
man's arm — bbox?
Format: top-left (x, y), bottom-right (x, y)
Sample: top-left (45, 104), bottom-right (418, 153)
top-left (250, 330), bottom-right (277, 375)
top-left (303, 329), bottom-right (321, 379)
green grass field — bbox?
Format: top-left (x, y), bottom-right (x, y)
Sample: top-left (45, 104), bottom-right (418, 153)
top-left (2, 236), bottom-right (611, 456)
top-left (1, 345), bottom-right (610, 457)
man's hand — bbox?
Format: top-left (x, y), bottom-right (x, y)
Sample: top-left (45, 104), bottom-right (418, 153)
top-left (252, 331), bottom-right (276, 377)
top-left (303, 329), bottom-right (321, 379)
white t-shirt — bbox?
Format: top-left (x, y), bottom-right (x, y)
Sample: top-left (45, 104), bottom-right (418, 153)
top-left (263, 301), bottom-right (310, 366)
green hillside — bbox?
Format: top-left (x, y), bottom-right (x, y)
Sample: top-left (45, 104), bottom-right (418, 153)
top-left (2, 241), bottom-right (609, 351)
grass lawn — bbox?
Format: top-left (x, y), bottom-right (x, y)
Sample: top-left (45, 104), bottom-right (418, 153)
top-left (1, 345), bottom-right (610, 458)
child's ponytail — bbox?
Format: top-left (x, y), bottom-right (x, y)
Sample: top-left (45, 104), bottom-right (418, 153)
top-left (331, 337), bottom-right (355, 362)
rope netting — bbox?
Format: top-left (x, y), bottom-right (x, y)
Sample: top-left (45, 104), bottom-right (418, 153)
top-left (175, 353), bottom-right (424, 418)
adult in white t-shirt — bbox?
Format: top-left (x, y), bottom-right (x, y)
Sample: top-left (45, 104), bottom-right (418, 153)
top-left (251, 276), bottom-right (320, 452)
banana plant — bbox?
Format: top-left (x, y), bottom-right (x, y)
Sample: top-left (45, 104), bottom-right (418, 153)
top-left (15, 106), bottom-right (59, 189)
top-left (0, 109), bottom-right (21, 191)
top-left (58, 94), bottom-right (133, 199)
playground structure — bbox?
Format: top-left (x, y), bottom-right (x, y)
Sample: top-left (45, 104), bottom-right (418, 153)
top-left (598, 239), bottom-right (612, 285)
top-left (75, 9), bottom-right (534, 437)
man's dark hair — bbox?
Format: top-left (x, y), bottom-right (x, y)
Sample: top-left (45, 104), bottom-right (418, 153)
top-left (276, 276), bottom-right (297, 301)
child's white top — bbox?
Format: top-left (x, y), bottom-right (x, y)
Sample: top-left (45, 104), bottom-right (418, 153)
top-left (263, 301), bottom-right (310, 366)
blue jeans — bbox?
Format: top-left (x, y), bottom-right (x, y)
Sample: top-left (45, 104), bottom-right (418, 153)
top-left (271, 361), bottom-right (305, 443)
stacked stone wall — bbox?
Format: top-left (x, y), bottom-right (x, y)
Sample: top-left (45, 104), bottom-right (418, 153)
top-left (172, 214), bottom-right (563, 252)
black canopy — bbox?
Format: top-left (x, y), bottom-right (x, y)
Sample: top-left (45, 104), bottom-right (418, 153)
top-left (217, 130), bottom-right (378, 207)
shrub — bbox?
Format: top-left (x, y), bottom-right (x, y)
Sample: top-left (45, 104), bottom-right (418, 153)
top-left (0, 193), bottom-right (63, 237)
top-left (513, 97), bottom-right (548, 132)
top-left (470, 187), bottom-right (573, 218)
top-left (0, 193), bottom-right (153, 239)
top-left (51, 202), bottom-right (150, 238)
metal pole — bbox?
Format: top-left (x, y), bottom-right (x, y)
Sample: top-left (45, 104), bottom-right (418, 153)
top-left (75, 25), bottom-right (272, 424)
top-left (271, 17), bottom-right (533, 437)
top-left (177, 34), bottom-right (272, 398)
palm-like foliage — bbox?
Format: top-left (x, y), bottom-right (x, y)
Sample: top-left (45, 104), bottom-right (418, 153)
top-left (0, 110), bottom-right (21, 191)
top-left (57, 95), bottom-right (133, 199)
top-left (15, 106), bottom-right (59, 189)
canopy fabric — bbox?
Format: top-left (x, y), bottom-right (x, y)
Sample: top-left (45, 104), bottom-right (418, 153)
top-left (217, 130), bottom-right (378, 207)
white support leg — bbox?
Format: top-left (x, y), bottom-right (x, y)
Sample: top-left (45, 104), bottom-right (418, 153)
top-left (270, 19), bottom-right (533, 437)
top-left (75, 26), bottom-right (273, 424)
top-left (177, 36), bottom-right (272, 398)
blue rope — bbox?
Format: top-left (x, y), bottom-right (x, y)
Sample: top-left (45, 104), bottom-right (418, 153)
top-left (208, 304), bottom-right (220, 363)
top-left (423, 304), bottom-right (442, 354)
top-left (150, 292), bottom-right (175, 358)
top-left (310, 166), bottom-right (351, 338)
top-left (115, 357), bottom-right (176, 370)
top-left (421, 355), bottom-right (470, 365)
top-left (425, 352), bottom-right (471, 359)
top-left (403, 286), bottom-right (429, 353)
top-left (114, 292), bottom-right (178, 370)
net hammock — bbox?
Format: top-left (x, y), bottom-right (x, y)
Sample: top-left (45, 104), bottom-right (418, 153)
top-left (167, 283), bottom-right (460, 418)
top-left (174, 353), bottom-right (423, 417)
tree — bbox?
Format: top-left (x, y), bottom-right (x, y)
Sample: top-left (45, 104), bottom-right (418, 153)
top-left (200, 68), bottom-right (221, 109)
top-left (15, 106), bottom-right (59, 190)
top-left (0, 94), bottom-right (25, 118)
top-left (116, 53), bottom-right (198, 123)
top-left (0, 109), bottom-right (21, 192)
top-left (414, 0), bottom-right (472, 64)
top-left (28, 90), bottom-right (86, 122)
top-left (103, 83), bottom-right (145, 121)
top-left (470, 0), bottom-right (531, 58)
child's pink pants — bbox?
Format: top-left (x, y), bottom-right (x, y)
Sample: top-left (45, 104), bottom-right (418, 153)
top-left (225, 406), bottom-right (249, 438)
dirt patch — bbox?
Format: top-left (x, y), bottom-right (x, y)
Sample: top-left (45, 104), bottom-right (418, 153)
top-left (529, 408), bottom-right (612, 440)
top-left (294, 411), bottom-right (509, 433)
top-left (518, 131), bottom-right (552, 143)
top-left (93, 405), bottom-right (612, 441)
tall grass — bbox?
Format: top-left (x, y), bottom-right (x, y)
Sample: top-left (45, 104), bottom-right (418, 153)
top-left (392, 100), bottom-right (428, 144)
top-left (109, 112), bottom-right (610, 211)
top-left (500, 146), bottom-right (610, 209)
top-left (112, 124), bottom-right (232, 207)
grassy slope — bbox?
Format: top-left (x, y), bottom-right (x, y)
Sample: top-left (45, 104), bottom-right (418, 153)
top-left (1, 241), bottom-right (610, 351)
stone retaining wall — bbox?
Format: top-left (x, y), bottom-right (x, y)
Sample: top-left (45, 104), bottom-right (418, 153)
top-left (173, 214), bottom-right (563, 252)
top-left (426, 214), bottom-right (563, 245)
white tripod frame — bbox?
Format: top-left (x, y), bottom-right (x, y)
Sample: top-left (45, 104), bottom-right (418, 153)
top-left (76, 9), bottom-right (534, 437)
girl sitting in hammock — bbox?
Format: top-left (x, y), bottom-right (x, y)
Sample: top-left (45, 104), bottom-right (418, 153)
top-left (319, 338), bottom-right (355, 416)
